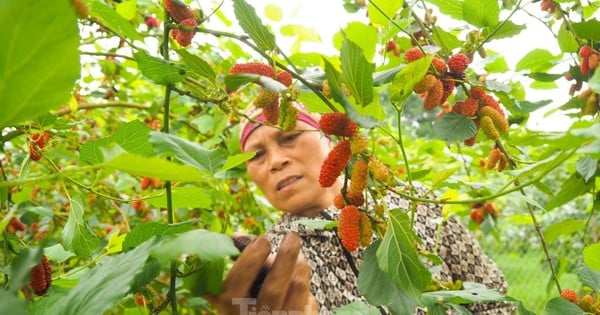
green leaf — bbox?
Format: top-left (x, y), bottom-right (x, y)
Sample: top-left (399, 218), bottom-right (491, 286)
top-left (526, 72), bottom-right (564, 82)
top-left (484, 55), bottom-right (509, 73)
top-left (150, 230), bottom-right (239, 265)
top-left (376, 210), bottom-right (431, 297)
top-left (543, 219), bottom-right (586, 244)
top-left (572, 20), bottom-right (600, 41)
top-left (176, 49), bottom-right (216, 80)
top-left (334, 301), bottom-right (380, 315)
top-left (134, 51), bottom-right (187, 85)
top-left (388, 56), bottom-right (432, 104)
top-left (104, 152), bottom-right (208, 183)
top-left (545, 297), bottom-right (585, 315)
top-left (44, 244), bottom-right (75, 263)
top-left (0, 290), bottom-right (27, 315)
top-left (432, 27), bottom-right (462, 53)
top-left (583, 242), bottom-right (600, 271)
top-left (557, 22), bottom-right (579, 53)
top-left (367, 0), bottom-right (403, 27)
top-left (431, 166), bottom-right (461, 189)
top-left (578, 264), bottom-right (600, 291)
top-left (588, 67), bottom-right (600, 94)
top-left (515, 49), bottom-right (559, 72)
top-left (183, 258), bottom-right (225, 295)
top-left (9, 247), bottom-right (44, 293)
top-left (80, 120), bottom-right (154, 164)
top-left (334, 22), bottom-right (378, 61)
top-left (219, 152), bottom-right (255, 172)
top-left (428, 0), bottom-right (462, 20)
top-left (115, 0), bottom-right (136, 20)
top-left (422, 282), bottom-right (508, 305)
top-left (358, 241), bottom-right (418, 314)
top-left (546, 173), bottom-right (592, 210)
top-left (0, 0), bottom-right (80, 129)
top-left (123, 221), bottom-right (194, 250)
top-left (296, 219), bottom-right (337, 230)
top-left (485, 21), bottom-right (525, 41)
top-left (233, 0), bottom-right (276, 51)
top-left (88, 0), bottom-right (143, 41)
top-left (463, 0), bottom-right (499, 28)
top-left (61, 197), bottom-right (101, 257)
top-left (576, 156), bottom-right (598, 182)
top-left (130, 258), bottom-right (161, 292)
top-left (146, 186), bottom-right (212, 209)
top-left (340, 37), bottom-right (375, 106)
top-left (149, 131), bottom-right (226, 174)
top-left (517, 301), bottom-right (536, 315)
top-left (58, 239), bottom-right (155, 315)
top-left (433, 113), bottom-right (477, 142)
top-left (373, 66), bottom-right (403, 86)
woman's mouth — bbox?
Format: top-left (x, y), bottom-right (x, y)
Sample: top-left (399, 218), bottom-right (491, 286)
top-left (276, 176), bottom-right (302, 191)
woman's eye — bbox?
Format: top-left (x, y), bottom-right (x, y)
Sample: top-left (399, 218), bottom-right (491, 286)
top-left (249, 150), bottom-right (264, 161)
top-left (282, 133), bottom-right (301, 143)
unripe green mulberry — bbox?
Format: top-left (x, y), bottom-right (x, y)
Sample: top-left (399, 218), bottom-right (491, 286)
top-left (413, 74), bottom-right (437, 93)
top-left (368, 155), bottom-right (390, 183)
top-left (278, 98), bottom-right (298, 131)
top-left (254, 89), bottom-right (279, 108)
top-left (480, 106), bottom-right (509, 133)
top-left (480, 116), bottom-right (499, 140)
top-left (350, 134), bottom-right (368, 154)
top-left (358, 212), bottom-right (372, 247)
top-left (348, 159), bottom-right (368, 196)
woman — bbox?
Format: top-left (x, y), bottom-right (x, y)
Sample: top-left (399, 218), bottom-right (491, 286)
top-left (210, 104), bottom-right (515, 314)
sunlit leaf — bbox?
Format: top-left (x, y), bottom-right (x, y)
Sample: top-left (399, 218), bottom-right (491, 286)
top-left (264, 3), bottom-right (282, 21)
top-left (233, 0), bottom-right (276, 51)
top-left (572, 20), bottom-right (600, 41)
top-left (219, 152), bottom-right (255, 171)
top-left (88, 0), bottom-right (142, 40)
top-left (61, 197), bottom-right (101, 257)
top-left (463, 0), bottom-right (499, 28)
top-left (367, 0), bottom-right (403, 27)
top-left (432, 26), bottom-right (462, 53)
top-left (388, 56), bottom-right (432, 104)
top-left (543, 219), bottom-right (586, 244)
top-left (515, 49), bottom-right (559, 72)
top-left (115, 0), bottom-right (136, 20)
top-left (0, 0), bottom-right (80, 129)
top-left (433, 113), bottom-right (477, 142)
top-left (333, 22), bottom-right (378, 61)
top-left (546, 173), bottom-right (592, 210)
top-left (576, 156), bottom-right (598, 182)
top-left (150, 229), bottom-right (239, 265)
top-left (485, 21), bottom-right (525, 40)
top-left (176, 49), bottom-right (216, 80)
top-left (104, 152), bottom-right (208, 183)
top-left (428, 0), bottom-right (463, 20)
top-left (583, 242), bottom-right (600, 271)
top-left (134, 51), bottom-right (188, 85)
top-left (80, 120), bottom-right (154, 164)
top-left (122, 221), bottom-right (194, 250)
top-left (557, 22), bottom-right (579, 53)
top-left (146, 186), bottom-right (212, 209)
top-left (341, 38), bottom-right (375, 106)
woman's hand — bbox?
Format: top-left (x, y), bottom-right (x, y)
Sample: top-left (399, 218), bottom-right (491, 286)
top-left (205, 233), bottom-right (318, 314)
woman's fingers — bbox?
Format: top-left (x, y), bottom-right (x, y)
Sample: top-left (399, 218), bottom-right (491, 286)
top-left (281, 252), bottom-right (313, 312)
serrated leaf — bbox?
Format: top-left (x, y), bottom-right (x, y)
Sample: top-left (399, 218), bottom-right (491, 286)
top-left (463, 0), bottom-right (499, 28)
top-left (572, 20), bottom-right (600, 41)
top-left (341, 38), bottom-right (374, 106)
top-left (333, 22), bottom-right (378, 61)
top-left (558, 22), bottom-right (579, 53)
top-left (80, 120), bottom-right (154, 164)
top-left (433, 113), bottom-right (477, 142)
top-left (104, 152), bottom-right (208, 182)
top-left (583, 242), bottom-right (600, 271)
top-left (358, 241), bottom-right (417, 315)
top-left (0, 0), bottom-right (80, 129)
top-left (58, 239), bottom-right (155, 315)
top-left (546, 173), bottom-right (592, 210)
top-left (578, 264), bottom-right (600, 291)
top-left (422, 282), bottom-right (507, 305)
top-left (432, 26), bottom-right (462, 53)
top-left (545, 297), bottom-right (585, 315)
top-left (150, 230), bottom-right (239, 265)
top-left (367, 0), bottom-right (403, 27)
top-left (233, 0), bottom-right (276, 51)
top-left (176, 49), bottom-right (216, 80)
top-left (576, 156), bottom-right (598, 182)
top-left (130, 258), bottom-right (161, 292)
top-left (389, 56), bottom-right (432, 104)
top-left (543, 219), bottom-right (586, 244)
top-left (486, 21), bottom-right (525, 41)
top-left (146, 186), bottom-right (212, 209)
top-left (88, 0), bottom-right (143, 41)
top-left (376, 210), bottom-right (431, 297)
top-left (134, 51), bottom-right (187, 85)
top-left (526, 72), bottom-right (563, 82)
top-left (515, 49), bottom-right (559, 72)
top-left (61, 197), bottom-right (101, 257)
top-left (123, 221), bottom-right (194, 250)
top-left (149, 131), bottom-right (226, 174)
top-left (44, 244), bottom-right (75, 263)
top-left (431, 166), bottom-right (461, 189)
top-left (428, 0), bottom-right (463, 20)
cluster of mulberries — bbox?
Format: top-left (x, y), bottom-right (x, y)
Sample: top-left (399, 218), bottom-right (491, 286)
top-left (229, 63), bottom-right (293, 87)
top-left (319, 140), bottom-right (352, 188)
top-left (165, 0), bottom-right (198, 47)
top-left (7, 216), bottom-right (26, 234)
top-left (470, 202), bottom-right (499, 225)
top-left (485, 148), bottom-right (509, 172)
top-left (141, 177), bottom-right (161, 190)
top-left (453, 88), bottom-right (509, 146)
top-left (560, 289), bottom-right (600, 314)
top-left (318, 112), bottom-right (358, 137)
top-left (405, 49), bottom-right (470, 112)
top-left (338, 205), bottom-right (360, 251)
top-left (29, 132), bottom-right (52, 162)
top-left (29, 256), bottom-right (52, 296)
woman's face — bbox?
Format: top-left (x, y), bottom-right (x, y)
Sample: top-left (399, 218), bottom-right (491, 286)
top-left (244, 121), bottom-right (341, 217)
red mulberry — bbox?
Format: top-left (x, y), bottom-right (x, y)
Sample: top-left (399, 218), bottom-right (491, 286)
top-left (579, 45), bottom-right (592, 58)
top-left (338, 205), bottom-right (360, 251)
top-left (7, 217), bottom-right (26, 233)
top-left (346, 192), bottom-right (365, 207)
top-left (334, 193), bottom-right (345, 209)
top-left (431, 57), bottom-right (448, 74)
top-left (254, 89), bottom-right (279, 109)
top-left (230, 63), bottom-right (275, 78)
top-left (452, 98), bottom-right (478, 116)
top-left (486, 148), bottom-right (502, 170)
top-left (423, 79), bottom-right (444, 110)
top-left (262, 102), bottom-right (280, 125)
top-left (448, 53), bottom-right (470, 74)
top-left (319, 140), bottom-right (352, 187)
top-left (560, 289), bottom-right (578, 304)
top-left (29, 256), bottom-right (52, 296)
top-left (319, 113), bottom-right (358, 137)
top-left (276, 71), bottom-right (293, 87)
top-left (29, 145), bottom-right (42, 161)
top-left (497, 153), bottom-right (509, 172)
top-left (164, 0), bottom-right (195, 23)
top-left (440, 79), bottom-right (455, 103)
top-left (469, 87), bottom-right (486, 100)
top-left (358, 212), bottom-right (372, 247)
top-left (404, 48), bottom-right (424, 62)
top-left (175, 18), bottom-right (197, 47)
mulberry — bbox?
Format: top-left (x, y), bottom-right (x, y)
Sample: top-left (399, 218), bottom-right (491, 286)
top-left (452, 98), bottom-right (478, 116)
top-left (589, 54), bottom-right (599, 70)
top-left (468, 87), bottom-right (486, 100)
top-left (480, 116), bottom-right (499, 140)
top-left (7, 217), bottom-right (26, 233)
top-left (413, 74), bottom-right (437, 94)
top-left (278, 99), bottom-right (298, 131)
top-left (348, 159), bottom-right (368, 196)
top-left (581, 57), bottom-right (591, 76)
top-left (164, 0), bottom-right (195, 23)
top-left (230, 63), bottom-right (275, 78)
top-left (481, 95), bottom-right (505, 116)
top-left (175, 18), bottom-right (197, 47)
top-left (31, 132), bottom-right (51, 149)
top-left (497, 153), bottom-right (509, 172)
top-left (440, 79), bottom-right (456, 103)
top-left (350, 134), bottom-right (368, 154)
top-left (276, 71), bottom-right (293, 87)
top-left (254, 89), bottom-right (279, 109)
top-left (486, 148), bottom-right (502, 170)
top-left (464, 134), bottom-right (477, 146)
top-left (338, 205), bottom-right (360, 252)
top-left (480, 106), bottom-right (509, 133)
top-left (358, 212), bottom-right (372, 247)
top-left (141, 177), bottom-right (152, 190)
top-left (448, 53), bottom-right (470, 74)
top-left (319, 140), bottom-right (352, 187)
top-left (29, 256), bottom-right (52, 296)
top-left (560, 289), bottom-right (578, 304)
top-left (423, 79), bottom-right (444, 110)
top-left (368, 155), bottom-right (390, 183)
top-left (346, 192), bottom-right (365, 207)
top-left (334, 193), bottom-right (345, 209)
top-left (404, 48), bottom-right (424, 62)
top-left (431, 57), bottom-right (448, 74)
top-left (319, 112), bottom-right (358, 137)
top-left (29, 145), bottom-right (42, 161)
top-left (262, 102), bottom-right (280, 125)
top-left (578, 294), bottom-right (594, 311)
top-left (579, 45), bottom-right (592, 58)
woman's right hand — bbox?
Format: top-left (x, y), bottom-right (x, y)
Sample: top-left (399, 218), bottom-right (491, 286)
top-left (205, 233), bottom-right (318, 314)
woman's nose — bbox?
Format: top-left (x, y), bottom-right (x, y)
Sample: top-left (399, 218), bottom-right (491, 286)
top-left (269, 150), bottom-right (289, 172)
